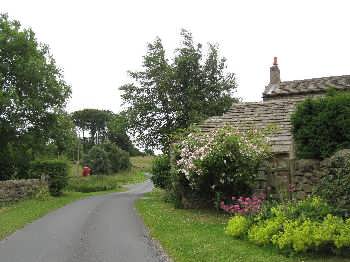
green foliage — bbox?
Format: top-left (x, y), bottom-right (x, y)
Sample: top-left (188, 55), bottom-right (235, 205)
top-left (84, 145), bottom-right (111, 175)
top-left (48, 113), bottom-right (78, 158)
top-left (225, 196), bottom-right (350, 255)
top-left (316, 149), bottom-right (350, 213)
top-left (0, 14), bottom-right (71, 180)
top-left (67, 176), bottom-right (119, 192)
top-left (71, 109), bottom-right (113, 148)
top-left (248, 217), bottom-right (284, 246)
top-left (173, 126), bottom-right (271, 205)
top-left (137, 190), bottom-right (347, 262)
top-left (269, 196), bottom-right (335, 222)
top-left (102, 143), bottom-right (131, 172)
top-left (272, 219), bottom-right (316, 253)
top-left (151, 154), bottom-right (171, 189)
top-left (291, 90), bottom-right (350, 159)
top-left (120, 29), bottom-right (237, 151)
top-left (107, 112), bottom-right (141, 156)
top-left (271, 215), bottom-right (350, 253)
top-left (72, 109), bottom-right (140, 156)
top-left (30, 160), bottom-right (69, 196)
top-left (225, 215), bottom-right (250, 238)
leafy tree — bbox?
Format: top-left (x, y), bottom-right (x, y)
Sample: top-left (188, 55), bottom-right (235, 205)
top-left (120, 29), bottom-right (237, 151)
top-left (48, 113), bottom-right (78, 158)
top-left (107, 112), bottom-right (142, 155)
top-left (107, 112), bottom-right (131, 150)
top-left (71, 109), bottom-right (113, 146)
top-left (72, 109), bottom-right (142, 156)
top-left (84, 145), bottom-right (111, 175)
top-left (0, 14), bottom-right (71, 179)
top-left (102, 143), bottom-right (131, 172)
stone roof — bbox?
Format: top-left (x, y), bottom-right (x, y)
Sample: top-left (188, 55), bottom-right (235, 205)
top-left (263, 75), bottom-right (350, 99)
top-left (199, 100), bottom-right (297, 154)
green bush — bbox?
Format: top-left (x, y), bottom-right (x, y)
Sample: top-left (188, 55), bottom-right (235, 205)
top-left (270, 196), bottom-right (335, 222)
top-left (102, 143), bottom-right (131, 172)
top-left (151, 154), bottom-right (171, 189)
top-left (30, 159), bottom-right (69, 196)
top-left (316, 149), bottom-right (350, 213)
top-left (291, 90), bottom-right (350, 159)
top-left (84, 145), bottom-right (111, 175)
top-left (225, 196), bottom-right (350, 255)
top-left (248, 217), bottom-right (284, 246)
top-left (225, 215), bottom-right (251, 238)
top-left (271, 215), bottom-right (350, 253)
top-left (67, 176), bottom-right (118, 192)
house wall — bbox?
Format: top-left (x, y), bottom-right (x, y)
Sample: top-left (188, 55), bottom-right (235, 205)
top-left (256, 154), bottom-right (327, 200)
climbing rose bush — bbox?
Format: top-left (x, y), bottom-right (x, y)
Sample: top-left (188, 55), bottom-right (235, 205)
top-left (173, 126), bottom-right (271, 203)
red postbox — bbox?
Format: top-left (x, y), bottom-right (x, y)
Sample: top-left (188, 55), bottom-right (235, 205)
top-left (82, 166), bottom-right (91, 177)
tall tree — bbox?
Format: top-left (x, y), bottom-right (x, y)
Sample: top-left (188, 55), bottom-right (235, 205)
top-left (107, 112), bottom-right (141, 155)
top-left (0, 14), bottom-right (71, 179)
top-left (71, 109), bottom-right (113, 146)
top-left (120, 29), bottom-right (237, 151)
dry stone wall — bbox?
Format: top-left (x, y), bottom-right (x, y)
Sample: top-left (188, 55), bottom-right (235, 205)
top-left (0, 179), bottom-right (48, 202)
top-left (256, 155), bottom-right (331, 200)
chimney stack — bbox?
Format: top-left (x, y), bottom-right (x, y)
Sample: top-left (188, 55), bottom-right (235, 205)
top-left (270, 57), bottom-right (280, 84)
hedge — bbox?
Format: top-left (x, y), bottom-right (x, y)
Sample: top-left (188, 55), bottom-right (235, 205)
top-left (30, 159), bottom-right (69, 196)
top-left (291, 90), bottom-right (350, 159)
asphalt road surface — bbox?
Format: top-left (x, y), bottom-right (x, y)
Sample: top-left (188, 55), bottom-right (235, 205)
top-left (0, 179), bottom-right (166, 262)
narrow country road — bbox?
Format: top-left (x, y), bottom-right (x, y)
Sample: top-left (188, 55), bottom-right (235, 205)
top-left (0, 180), bottom-right (166, 262)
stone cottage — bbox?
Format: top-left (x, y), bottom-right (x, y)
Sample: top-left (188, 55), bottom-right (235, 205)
top-left (200, 58), bottom-right (350, 198)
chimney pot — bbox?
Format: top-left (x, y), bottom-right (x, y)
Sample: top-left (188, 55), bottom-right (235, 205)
top-left (273, 57), bottom-right (278, 66)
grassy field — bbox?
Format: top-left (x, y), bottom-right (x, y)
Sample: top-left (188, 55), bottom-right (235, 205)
top-left (66, 156), bottom-right (152, 192)
top-left (0, 156), bottom-right (153, 240)
top-left (136, 190), bottom-right (350, 262)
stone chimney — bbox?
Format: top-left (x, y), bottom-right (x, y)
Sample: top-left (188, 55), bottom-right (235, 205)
top-left (263, 57), bottom-right (281, 99)
top-left (270, 57), bottom-right (280, 84)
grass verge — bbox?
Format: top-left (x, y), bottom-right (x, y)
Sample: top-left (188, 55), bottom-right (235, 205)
top-left (0, 156), bottom-right (153, 240)
top-left (136, 190), bottom-right (350, 262)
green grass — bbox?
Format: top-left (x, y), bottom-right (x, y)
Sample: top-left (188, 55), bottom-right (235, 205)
top-left (67, 176), bottom-right (121, 192)
top-left (136, 190), bottom-right (350, 262)
top-left (0, 156), bottom-right (154, 240)
top-left (66, 156), bottom-right (152, 192)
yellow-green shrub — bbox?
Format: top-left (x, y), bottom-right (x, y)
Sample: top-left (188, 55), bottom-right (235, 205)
top-left (225, 215), bottom-right (250, 238)
top-left (248, 217), bottom-right (284, 246)
top-left (335, 218), bottom-right (350, 249)
top-left (272, 219), bottom-right (317, 253)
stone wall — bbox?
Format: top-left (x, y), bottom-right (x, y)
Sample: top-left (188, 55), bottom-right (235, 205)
top-left (0, 178), bottom-right (48, 202)
top-left (256, 155), bottom-right (330, 200)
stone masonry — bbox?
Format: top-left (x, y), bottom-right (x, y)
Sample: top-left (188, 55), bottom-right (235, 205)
top-left (0, 179), bottom-right (48, 202)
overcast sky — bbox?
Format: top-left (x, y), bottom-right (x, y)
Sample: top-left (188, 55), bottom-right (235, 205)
top-left (2, 0), bottom-right (350, 113)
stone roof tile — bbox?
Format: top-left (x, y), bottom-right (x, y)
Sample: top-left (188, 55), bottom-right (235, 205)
top-left (263, 75), bottom-right (350, 98)
top-left (199, 101), bottom-right (297, 154)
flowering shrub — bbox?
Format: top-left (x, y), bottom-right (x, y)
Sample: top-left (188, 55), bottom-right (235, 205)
top-left (174, 126), bottom-right (271, 204)
top-left (220, 194), bottom-right (265, 215)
